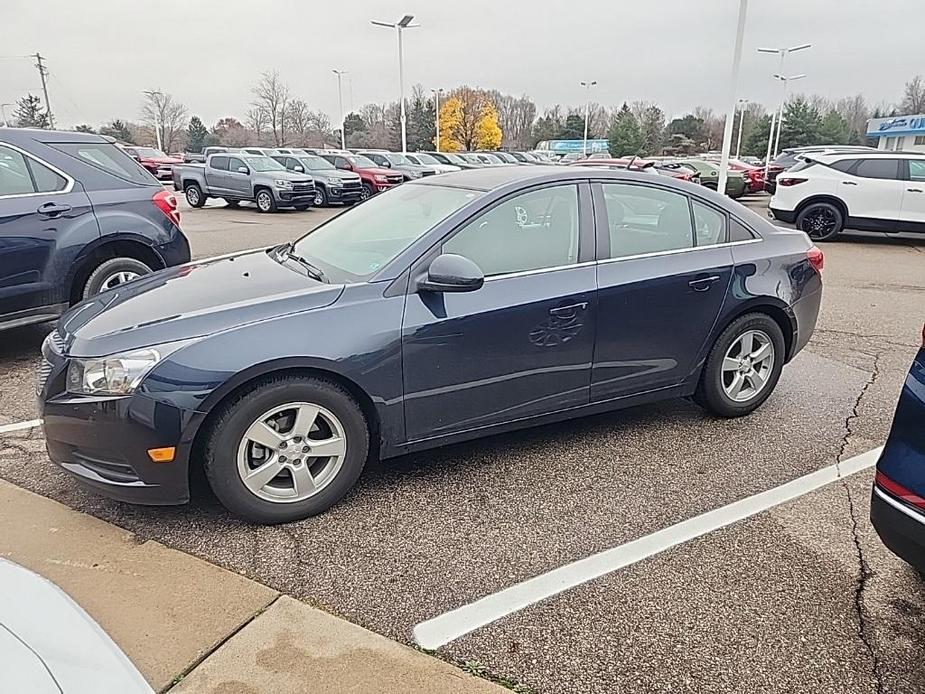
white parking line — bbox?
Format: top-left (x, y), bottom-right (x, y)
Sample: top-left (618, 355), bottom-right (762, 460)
top-left (0, 419), bottom-right (42, 434)
top-left (413, 446), bottom-right (883, 650)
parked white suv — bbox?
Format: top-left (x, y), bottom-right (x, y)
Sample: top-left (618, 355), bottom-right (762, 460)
top-left (769, 151), bottom-right (925, 241)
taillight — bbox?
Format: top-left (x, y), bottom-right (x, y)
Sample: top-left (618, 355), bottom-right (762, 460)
top-left (876, 470), bottom-right (925, 511)
top-left (807, 246), bottom-right (824, 272)
top-left (778, 177), bottom-right (808, 187)
top-left (152, 189), bottom-right (180, 227)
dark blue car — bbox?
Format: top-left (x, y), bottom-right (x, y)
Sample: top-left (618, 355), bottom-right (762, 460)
top-left (0, 128), bottom-right (190, 332)
top-left (39, 167), bottom-right (823, 523)
top-left (872, 325), bottom-right (925, 574)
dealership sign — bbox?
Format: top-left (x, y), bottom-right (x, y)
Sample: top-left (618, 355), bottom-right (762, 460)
top-left (866, 114), bottom-right (925, 137)
top-left (535, 139), bottom-right (611, 153)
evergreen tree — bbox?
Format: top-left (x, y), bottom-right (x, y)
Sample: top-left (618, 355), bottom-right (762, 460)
top-left (607, 103), bottom-right (643, 157)
top-left (186, 116), bottom-right (210, 153)
top-left (14, 94), bottom-right (49, 128)
top-left (778, 97), bottom-right (822, 149)
top-left (743, 113), bottom-right (773, 157)
top-left (99, 119), bottom-right (134, 143)
top-left (559, 113), bottom-right (586, 140)
top-left (74, 124), bottom-right (96, 133)
top-left (819, 110), bottom-right (850, 145)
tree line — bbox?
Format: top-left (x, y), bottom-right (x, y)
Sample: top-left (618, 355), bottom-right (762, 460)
top-left (7, 73), bottom-right (924, 157)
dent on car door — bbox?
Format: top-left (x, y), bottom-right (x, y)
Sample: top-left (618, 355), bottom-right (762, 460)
top-left (401, 182), bottom-right (597, 441)
top-left (0, 144), bottom-right (97, 318)
top-left (590, 182), bottom-right (733, 402)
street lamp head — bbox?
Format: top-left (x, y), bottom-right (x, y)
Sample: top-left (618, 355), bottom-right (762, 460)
top-left (756, 47), bottom-right (780, 54)
top-left (371, 20), bottom-right (394, 27)
top-left (789, 43), bottom-right (812, 52)
top-left (398, 14), bottom-right (415, 27)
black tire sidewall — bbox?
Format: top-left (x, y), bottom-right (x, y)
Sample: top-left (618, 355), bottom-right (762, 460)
top-left (695, 313), bottom-right (786, 418)
top-left (361, 183), bottom-right (375, 200)
top-left (185, 184), bottom-right (205, 207)
top-left (82, 257), bottom-right (152, 299)
top-left (204, 377), bottom-right (369, 524)
top-left (797, 202), bottom-right (843, 241)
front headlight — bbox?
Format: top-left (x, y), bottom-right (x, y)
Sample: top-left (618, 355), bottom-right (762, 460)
top-left (66, 341), bottom-right (191, 396)
top-left (274, 179), bottom-right (293, 189)
top-left (409, 171), bottom-right (422, 179)
top-left (326, 177), bottom-right (343, 186)
top-left (374, 174), bottom-right (388, 182)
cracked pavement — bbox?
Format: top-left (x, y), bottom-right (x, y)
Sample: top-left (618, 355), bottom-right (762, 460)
top-left (1, 199), bottom-right (923, 693)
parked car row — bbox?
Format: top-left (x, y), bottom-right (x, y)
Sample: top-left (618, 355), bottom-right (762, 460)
top-left (571, 157), bottom-right (750, 199)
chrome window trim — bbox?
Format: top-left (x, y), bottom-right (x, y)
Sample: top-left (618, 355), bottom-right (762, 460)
top-left (597, 238), bottom-right (762, 266)
top-left (484, 260), bottom-right (597, 282)
top-left (0, 141), bottom-right (75, 200)
top-left (875, 487), bottom-right (925, 527)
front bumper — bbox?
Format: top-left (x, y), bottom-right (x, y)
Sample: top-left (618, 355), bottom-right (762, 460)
top-left (871, 486), bottom-right (925, 573)
top-left (275, 188), bottom-right (316, 205)
top-left (327, 185), bottom-right (362, 202)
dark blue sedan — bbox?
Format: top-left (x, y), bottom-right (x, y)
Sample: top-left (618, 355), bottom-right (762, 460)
top-left (39, 167), bottom-right (823, 523)
top-left (872, 325), bottom-right (925, 574)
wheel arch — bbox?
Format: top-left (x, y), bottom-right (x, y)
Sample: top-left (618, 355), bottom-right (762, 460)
top-left (68, 236), bottom-right (166, 305)
top-left (794, 194), bottom-right (849, 220)
top-left (713, 300), bottom-right (797, 363)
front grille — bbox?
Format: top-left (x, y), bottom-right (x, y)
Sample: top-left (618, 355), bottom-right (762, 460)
top-left (386, 175), bottom-right (403, 184)
top-left (292, 183), bottom-right (315, 192)
top-left (342, 180), bottom-right (362, 191)
top-left (421, 170), bottom-right (436, 177)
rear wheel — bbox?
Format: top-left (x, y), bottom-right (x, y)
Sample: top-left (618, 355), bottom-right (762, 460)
top-left (203, 376), bottom-right (369, 524)
top-left (796, 202), bottom-right (844, 241)
top-left (694, 313), bottom-right (785, 418)
top-left (185, 183), bottom-right (206, 208)
top-left (255, 188), bottom-right (276, 213)
top-left (81, 257), bottom-right (153, 299)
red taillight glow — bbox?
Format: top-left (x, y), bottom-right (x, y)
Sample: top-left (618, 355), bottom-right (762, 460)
top-left (152, 189), bottom-right (181, 227)
top-left (806, 246), bottom-right (824, 272)
top-left (778, 177), bottom-right (808, 187)
top-left (876, 470), bottom-right (925, 511)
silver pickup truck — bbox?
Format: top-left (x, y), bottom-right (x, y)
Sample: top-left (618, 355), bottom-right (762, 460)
top-left (171, 152), bottom-right (316, 212)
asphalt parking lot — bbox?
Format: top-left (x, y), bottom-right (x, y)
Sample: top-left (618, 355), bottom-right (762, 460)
top-left (1, 191), bottom-right (924, 693)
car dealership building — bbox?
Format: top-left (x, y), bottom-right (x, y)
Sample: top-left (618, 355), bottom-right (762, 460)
top-left (867, 114), bottom-right (925, 152)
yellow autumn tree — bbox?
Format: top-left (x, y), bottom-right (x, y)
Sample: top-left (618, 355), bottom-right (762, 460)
top-left (438, 97), bottom-right (464, 152)
top-left (473, 101), bottom-right (503, 150)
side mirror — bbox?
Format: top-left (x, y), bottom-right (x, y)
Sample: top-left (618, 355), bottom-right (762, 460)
top-left (419, 254), bottom-right (484, 293)
top-left (337, 162), bottom-right (351, 170)
top-left (382, 160), bottom-right (392, 168)
top-left (294, 165), bottom-right (304, 172)
top-left (237, 166), bottom-right (249, 174)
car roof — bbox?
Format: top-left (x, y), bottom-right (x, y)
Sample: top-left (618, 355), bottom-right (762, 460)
top-left (0, 127), bottom-right (112, 145)
top-left (812, 150), bottom-right (925, 161)
top-left (413, 164), bottom-right (685, 192)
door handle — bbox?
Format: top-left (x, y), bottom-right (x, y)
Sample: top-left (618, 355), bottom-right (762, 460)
top-left (37, 201), bottom-right (72, 217)
top-left (549, 302), bottom-right (588, 316)
top-left (908, 188), bottom-right (924, 193)
top-left (688, 275), bottom-right (721, 292)
top-left (841, 181), bottom-right (858, 186)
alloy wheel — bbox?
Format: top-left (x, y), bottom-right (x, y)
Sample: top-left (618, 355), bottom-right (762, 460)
top-left (186, 187), bottom-right (200, 206)
top-left (236, 402), bottom-right (347, 503)
top-left (800, 207), bottom-right (838, 239)
top-left (257, 192), bottom-right (273, 211)
top-left (314, 191), bottom-right (323, 206)
top-left (721, 330), bottom-right (775, 403)
top-left (100, 271), bottom-right (140, 291)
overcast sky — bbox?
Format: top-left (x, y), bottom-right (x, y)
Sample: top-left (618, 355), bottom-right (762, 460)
top-left (3, 0), bottom-right (920, 129)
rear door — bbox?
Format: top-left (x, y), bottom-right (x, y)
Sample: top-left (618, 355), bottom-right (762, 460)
top-left (900, 159), bottom-right (925, 228)
top-left (205, 155), bottom-right (229, 194)
top-left (840, 158), bottom-right (904, 227)
top-left (0, 143), bottom-right (97, 319)
top-left (591, 181), bottom-right (734, 402)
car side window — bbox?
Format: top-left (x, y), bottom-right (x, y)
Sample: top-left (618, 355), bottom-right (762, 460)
top-left (691, 200), bottom-right (726, 246)
top-left (336, 157), bottom-right (350, 169)
top-left (211, 156), bottom-right (229, 171)
top-left (26, 157), bottom-right (67, 193)
top-left (729, 219), bottom-right (756, 242)
top-left (443, 184), bottom-right (580, 277)
top-left (830, 159), bottom-right (857, 173)
top-left (227, 157), bottom-right (245, 172)
top-left (0, 145), bottom-right (36, 195)
top-left (853, 159), bottom-right (900, 180)
top-left (601, 183), bottom-right (694, 259)
top-left (908, 160), bottom-right (925, 181)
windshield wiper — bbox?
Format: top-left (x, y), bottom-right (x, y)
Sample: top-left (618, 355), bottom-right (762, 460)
top-left (282, 244), bottom-right (328, 283)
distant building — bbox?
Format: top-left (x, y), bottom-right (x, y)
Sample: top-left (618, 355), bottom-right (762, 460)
top-left (534, 139), bottom-right (610, 154)
top-left (866, 114), bottom-right (925, 152)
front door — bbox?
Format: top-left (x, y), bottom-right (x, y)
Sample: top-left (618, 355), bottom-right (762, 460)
top-left (591, 181), bottom-right (733, 402)
top-left (401, 183), bottom-right (596, 441)
top-left (900, 159), bottom-right (925, 229)
top-left (225, 156), bottom-right (252, 197)
top-left (0, 143), bottom-right (97, 319)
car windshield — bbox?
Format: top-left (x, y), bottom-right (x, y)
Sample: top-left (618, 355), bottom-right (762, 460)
top-left (298, 156), bottom-right (335, 171)
top-left (411, 152), bottom-right (439, 165)
top-left (291, 184), bottom-right (482, 282)
top-left (135, 147), bottom-right (168, 158)
top-left (444, 153), bottom-right (468, 165)
top-left (348, 155), bottom-right (378, 168)
top-left (385, 152), bottom-right (411, 166)
top-left (494, 152), bottom-right (516, 163)
top-left (245, 156), bottom-right (285, 172)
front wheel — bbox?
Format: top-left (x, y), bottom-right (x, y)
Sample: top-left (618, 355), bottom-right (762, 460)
top-left (313, 187), bottom-right (327, 207)
top-left (203, 376), bottom-right (370, 524)
top-left (81, 257), bottom-right (153, 299)
top-left (796, 202), bottom-right (844, 241)
top-left (694, 313), bottom-right (785, 418)
top-left (255, 189), bottom-right (277, 213)
top-left (360, 183), bottom-right (375, 201)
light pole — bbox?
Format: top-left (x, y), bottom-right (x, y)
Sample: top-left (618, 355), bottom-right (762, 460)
top-left (0, 103), bottom-right (12, 127)
top-left (757, 43), bottom-right (811, 175)
top-left (717, 0), bottom-right (749, 197)
top-left (735, 98), bottom-right (748, 159)
top-left (142, 89), bottom-right (164, 151)
top-left (332, 69), bottom-right (348, 150)
top-left (772, 73), bottom-right (806, 158)
top-left (580, 80), bottom-right (597, 156)
top-left (432, 88), bottom-right (443, 151)
top-left (372, 14), bottom-right (419, 154)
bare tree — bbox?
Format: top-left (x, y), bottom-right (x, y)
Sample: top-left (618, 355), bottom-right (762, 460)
top-left (286, 99), bottom-right (312, 146)
top-left (692, 106), bottom-right (724, 150)
top-left (486, 91), bottom-right (536, 150)
top-left (901, 75), bottom-right (925, 114)
top-left (140, 90), bottom-right (188, 152)
top-left (245, 107), bottom-right (269, 144)
top-left (251, 71), bottom-right (290, 146)
top-left (834, 94), bottom-right (870, 142)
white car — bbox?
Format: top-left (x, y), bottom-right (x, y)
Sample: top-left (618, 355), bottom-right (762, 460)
top-left (769, 151), bottom-right (925, 241)
top-left (405, 152), bottom-right (461, 174)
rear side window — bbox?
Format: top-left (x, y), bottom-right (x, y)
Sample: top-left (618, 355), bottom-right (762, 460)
top-left (50, 142), bottom-right (153, 184)
top-left (730, 219), bottom-right (757, 242)
top-left (691, 200), bottom-right (726, 246)
top-left (908, 160), bottom-right (925, 181)
top-left (27, 158), bottom-right (67, 192)
top-left (854, 159), bottom-right (900, 180)
top-left (0, 145), bottom-right (68, 195)
top-left (211, 156), bottom-right (229, 171)
top-left (601, 183), bottom-right (694, 258)
top-left (829, 159), bottom-right (857, 173)
top-left (788, 160), bottom-right (817, 173)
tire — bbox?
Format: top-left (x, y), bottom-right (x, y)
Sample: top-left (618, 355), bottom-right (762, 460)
top-left (314, 187), bottom-right (327, 207)
top-left (360, 183), bottom-right (375, 201)
top-left (255, 188), bottom-right (277, 213)
top-left (224, 199), bottom-right (240, 208)
top-left (185, 183), bottom-right (206, 208)
top-left (796, 201), bottom-right (844, 241)
top-left (81, 257), bottom-right (153, 299)
top-left (203, 375), bottom-right (370, 524)
top-left (703, 181), bottom-right (718, 191)
top-left (694, 313), bottom-right (786, 418)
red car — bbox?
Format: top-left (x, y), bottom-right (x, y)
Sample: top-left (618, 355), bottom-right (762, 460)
top-left (123, 146), bottom-right (183, 181)
top-left (321, 153), bottom-right (404, 200)
top-left (571, 158), bottom-right (700, 183)
top-left (725, 158), bottom-right (765, 193)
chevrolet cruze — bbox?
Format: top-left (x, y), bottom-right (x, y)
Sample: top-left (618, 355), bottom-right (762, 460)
top-left (38, 167), bottom-right (823, 524)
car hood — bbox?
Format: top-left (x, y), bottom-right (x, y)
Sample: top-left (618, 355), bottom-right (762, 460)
top-left (59, 249), bottom-right (344, 357)
top-left (356, 165), bottom-right (398, 176)
top-left (318, 169), bottom-right (361, 181)
top-left (149, 156), bottom-right (183, 165)
top-left (264, 169), bottom-right (313, 181)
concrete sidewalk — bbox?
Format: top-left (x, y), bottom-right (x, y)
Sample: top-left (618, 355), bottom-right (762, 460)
top-left (0, 480), bottom-right (506, 693)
